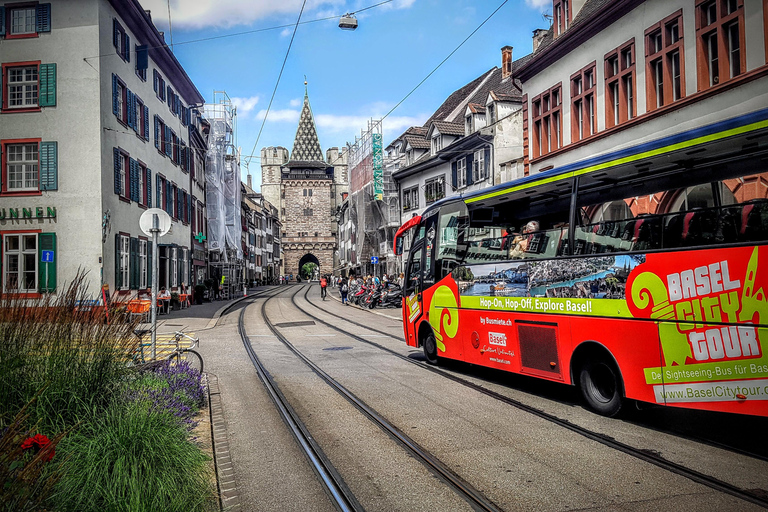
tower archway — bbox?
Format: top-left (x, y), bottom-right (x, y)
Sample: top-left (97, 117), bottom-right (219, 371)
top-left (298, 253), bottom-right (320, 280)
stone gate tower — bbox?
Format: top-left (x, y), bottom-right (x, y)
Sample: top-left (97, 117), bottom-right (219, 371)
top-left (261, 85), bottom-right (347, 277)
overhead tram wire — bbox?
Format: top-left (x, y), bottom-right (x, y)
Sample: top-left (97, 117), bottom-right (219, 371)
top-left (82, 0), bottom-right (396, 63)
top-left (244, 0), bottom-right (308, 169)
top-left (249, 0), bottom-right (511, 170)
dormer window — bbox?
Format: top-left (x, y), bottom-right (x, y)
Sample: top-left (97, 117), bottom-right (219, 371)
top-left (554, 0), bottom-right (570, 36)
top-left (431, 135), bottom-right (443, 155)
top-left (488, 104), bottom-right (495, 124)
top-left (466, 115), bottom-right (472, 134)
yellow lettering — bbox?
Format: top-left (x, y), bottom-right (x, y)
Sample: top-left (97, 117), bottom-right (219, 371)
top-left (701, 296), bottom-right (721, 323)
top-left (675, 301), bottom-right (694, 330)
top-left (720, 291), bottom-right (740, 323)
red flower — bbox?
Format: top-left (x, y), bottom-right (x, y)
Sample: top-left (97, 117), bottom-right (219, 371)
top-left (20, 434), bottom-right (55, 461)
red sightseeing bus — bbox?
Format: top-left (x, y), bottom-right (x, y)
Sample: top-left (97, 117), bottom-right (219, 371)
top-left (395, 110), bottom-right (768, 417)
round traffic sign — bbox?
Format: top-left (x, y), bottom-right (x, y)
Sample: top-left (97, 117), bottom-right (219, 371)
top-left (139, 208), bottom-right (172, 237)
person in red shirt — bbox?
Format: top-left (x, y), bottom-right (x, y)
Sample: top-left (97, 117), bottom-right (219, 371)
top-left (320, 276), bottom-right (327, 300)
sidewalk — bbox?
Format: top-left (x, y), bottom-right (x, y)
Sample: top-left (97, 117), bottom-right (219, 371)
top-left (137, 287), bottom-right (262, 333)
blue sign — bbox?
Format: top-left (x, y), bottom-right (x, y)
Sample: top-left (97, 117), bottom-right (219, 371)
top-left (370, 256), bottom-right (379, 264)
top-left (41, 250), bottom-right (54, 263)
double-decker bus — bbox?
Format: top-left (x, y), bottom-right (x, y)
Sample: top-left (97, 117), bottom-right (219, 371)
top-left (395, 109), bottom-right (768, 417)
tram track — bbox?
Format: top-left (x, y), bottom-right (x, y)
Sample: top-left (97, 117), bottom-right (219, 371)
top-left (238, 285), bottom-right (503, 512)
top-left (293, 286), bottom-right (768, 509)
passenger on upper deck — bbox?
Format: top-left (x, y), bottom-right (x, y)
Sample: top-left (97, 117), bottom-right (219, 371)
top-left (508, 221), bottom-right (539, 259)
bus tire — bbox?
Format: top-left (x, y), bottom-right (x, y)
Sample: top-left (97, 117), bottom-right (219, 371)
top-left (579, 358), bottom-right (622, 417)
top-left (423, 333), bottom-right (438, 365)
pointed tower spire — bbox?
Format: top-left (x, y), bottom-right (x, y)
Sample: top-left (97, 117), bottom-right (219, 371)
top-left (289, 78), bottom-right (324, 163)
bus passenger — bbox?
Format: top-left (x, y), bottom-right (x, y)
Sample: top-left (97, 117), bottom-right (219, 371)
top-left (509, 221), bottom-right (539, 259)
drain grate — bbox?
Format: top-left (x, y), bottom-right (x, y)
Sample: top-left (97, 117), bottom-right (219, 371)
top-left (323, 346), bottom-right (353, 351)
top-left (274, 321), bottom-right (316, 328)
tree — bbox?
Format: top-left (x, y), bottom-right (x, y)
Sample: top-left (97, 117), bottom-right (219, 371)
top-left (301, 262), bottom-right (317, 280)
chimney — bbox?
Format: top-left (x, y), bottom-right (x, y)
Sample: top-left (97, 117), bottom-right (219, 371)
top-left (247, 174), bottom-right (252, 189)
top-left (342, 192), bottom-right (349, 201)
top-left (501, 46), bottom-right (513, 80)
top-left (532, 29), bottom-right (547, 52)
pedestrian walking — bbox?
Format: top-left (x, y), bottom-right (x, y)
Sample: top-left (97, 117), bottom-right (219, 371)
top-left (320, 276), bottom-right (327, 300)
top-left (397, 272), bottom-right (405, 289)
top-left (340, 279), bottom-right (349, 304)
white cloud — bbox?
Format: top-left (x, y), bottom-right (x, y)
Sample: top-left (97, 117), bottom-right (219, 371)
top-left (280, 27), bottom-right (292, 37)
top-left (142, 0), bottom-right (350, 30)
top-left (231, 96), bottom-right (260, 117)
top-left (289, 98), bottom-right (302, 107)
top-left (315, 113), bottom-right (427, 134)
top-left (256, 108), bottom-right (300, 122)
top-left (525, 0), bottom-right (550, 10)
top-left (140, 0), bottom-right (415, 30)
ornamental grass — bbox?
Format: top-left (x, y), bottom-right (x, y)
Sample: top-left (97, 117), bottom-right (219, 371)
top-left (0, 272), bottom-right (136, 432)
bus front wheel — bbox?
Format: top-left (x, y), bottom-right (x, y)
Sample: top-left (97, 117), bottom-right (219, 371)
top-left (579, 358), bottom-right (622, 417)
top-left (423, 333), bottom-right (438, 365)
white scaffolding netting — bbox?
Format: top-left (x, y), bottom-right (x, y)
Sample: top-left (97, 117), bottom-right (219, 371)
top-left (204, 98), bottom-right (242, 262)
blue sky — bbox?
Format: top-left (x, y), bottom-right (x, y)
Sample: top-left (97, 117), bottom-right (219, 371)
top-left (140, 0), bottom-right (552, 189)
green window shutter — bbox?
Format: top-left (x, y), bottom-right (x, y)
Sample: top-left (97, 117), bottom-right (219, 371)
top-left (115, 234), bottom-right (122, 290)
top-left (40, 141), bottom-right (57, 191)
top-left (39, 64), bottom-right (56, 106)
top-left (38, 233), bottom-right (57, 293)
top-left (129, 237), bottom-right (139, 289)
top-left (147, 241), bottom-right (153, 287)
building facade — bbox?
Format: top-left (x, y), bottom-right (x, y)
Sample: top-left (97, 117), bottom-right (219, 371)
top-left (518, 0), bottom-right (768, 220)
top-left (0, 0), bottom-right (205, 299)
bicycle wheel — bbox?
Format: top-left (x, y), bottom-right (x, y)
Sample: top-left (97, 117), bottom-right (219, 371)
top-left (168, 349), bottom-right (204, 374)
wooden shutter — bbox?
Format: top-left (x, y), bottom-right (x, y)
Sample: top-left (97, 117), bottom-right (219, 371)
top-left (466, 154), bottom-right (474, 186)
top-left (125, 90), bottom-right (133, 128)
top-left (38, 233), bottom-right (56, 293)
top-left (146, 168), bottom-right (152, 207)
top-left (112, 19), bottom-right (119, 47)
top-left (36, 4), bottom-right (51, 33)
top-left (124, 34), bottom-right (130, 62)
top-left (484, 146), bottom-right (491, 178)
top-left (112, 74), bottom-right (119, 116)
top-left (40, 141), bottom-right (57, 191)
top-left (115, 234), bottom-right (122, 290)
top-left (39, 64), bottom-right (56, 107)
top-left (164, 126), bottom-right (172, 157)
top-left (142, 105), bottom-right (149, 139)
top-left (177, 249), bottom-right (183, 286)
top-left (113, 148), bottom-right (121, 195)
top-left (154, 115), bottom-right (160, 149)
top-left (153, 69), bottom-right (158, 93)
top-left (136, 45), bottom-right (148, 70)
top-left (129, 237), bottom-right (139, 289)
top-left (451, 161), bottom-right (457, 190)
top-left (129, 158), bottom-right (138, 202)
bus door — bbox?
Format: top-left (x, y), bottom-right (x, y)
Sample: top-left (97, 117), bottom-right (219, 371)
top-left (403, 240), bottom-right (424, 347)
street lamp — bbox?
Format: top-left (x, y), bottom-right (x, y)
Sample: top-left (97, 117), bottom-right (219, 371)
top-left (339, 13), bottom-right (358, 30)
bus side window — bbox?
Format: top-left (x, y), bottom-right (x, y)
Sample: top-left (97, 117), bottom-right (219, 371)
top-left (406, 245), bottom-right (423, 295)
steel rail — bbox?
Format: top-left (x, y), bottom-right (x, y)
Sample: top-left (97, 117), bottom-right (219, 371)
top-left (237, 287), bottom-right (361, 512)
top-left (297, 287), bottom-right (768, 509)
top-left (266, 287), bottom-right (504, 512)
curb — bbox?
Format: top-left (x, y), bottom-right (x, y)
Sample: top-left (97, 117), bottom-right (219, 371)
top-left (204, 290), bottom-right (264, 330)
top-left (208, 373), bottom-right (241, 511)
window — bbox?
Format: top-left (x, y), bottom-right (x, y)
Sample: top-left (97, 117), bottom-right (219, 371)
top-left (403, 186), bottom-right (419, 211)
top-left (153, 70), bottom-right (166, 101)
top-left (139, 239), bottom-right (148, 289)
top-left (646, 11), bottom-right (685, 111)
top-left (112, 149), bottom-right (129, 198)
top-left (571, 63), bottom-right (596, 142)
top-left (696, 0), bottom-right (744, 90)
top-left (157, 175), bottom-right (167, 211)
top-left (118, 234), bottom-right (129, 290)
top-left (431, 135), bottom-right (442, 155)
top-left (425, 175), bottom-right (445, 204)
top-left (135, 44), bottom-right (147, 81)
top-left (605, 40), bottom-right (636, 129)
top-left (473, 148), bottom-right (489, 182)
top-left (531, 84), bottom-right (562, 158)
top-left (5, 142), bottom-right (38, 191)
top-left (304, 208), bottom-right (313, 216)
top-left (112, 19), bottom-right (130, 62)
top-left (182, 248), bottom-right (189, 286)
top-left (456, 157), bottom-right (467, 188)
top-left (3, 234), bottom-right (36, 292)
top-left (135, 95), bottom-right (147, 139)
top-left (7, 65), bottom-right (38, 108)
top-left (170, 248), bottom-right (178, 287)
top-left (553, 0), bottom-right (570, 36)
top-left (2, 3), bottom-right (50, 38)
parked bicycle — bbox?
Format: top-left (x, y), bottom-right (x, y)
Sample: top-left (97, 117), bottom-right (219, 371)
top-left (131, 329), bottom-right (204, 373)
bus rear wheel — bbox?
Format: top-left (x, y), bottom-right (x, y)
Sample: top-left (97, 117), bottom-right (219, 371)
top-left (423, 333), bottom-right (438, 365)
top-left (579, 358), bottom-right (622, 417)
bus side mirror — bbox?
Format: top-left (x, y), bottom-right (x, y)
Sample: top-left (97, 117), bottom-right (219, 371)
top-left (395, 237), bottom-right (403, 255)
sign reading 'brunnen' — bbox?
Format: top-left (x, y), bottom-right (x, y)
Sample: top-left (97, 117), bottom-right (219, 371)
top-left (0, 207), bottom-right (57, 220)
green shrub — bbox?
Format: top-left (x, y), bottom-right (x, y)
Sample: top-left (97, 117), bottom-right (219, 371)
top-left (0, 273), bottom-right (136, 432)
top-left (50, 401), bottom-right (214, 512)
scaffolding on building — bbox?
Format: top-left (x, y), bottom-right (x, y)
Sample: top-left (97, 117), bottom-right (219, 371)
top-left (346, 119), bottom-right (401, 277)
top-left (204, 91), bottom-right (243, 297)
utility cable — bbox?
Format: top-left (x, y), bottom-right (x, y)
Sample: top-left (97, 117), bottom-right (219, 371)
top-left (244, 0), bottom-right (308, 166)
